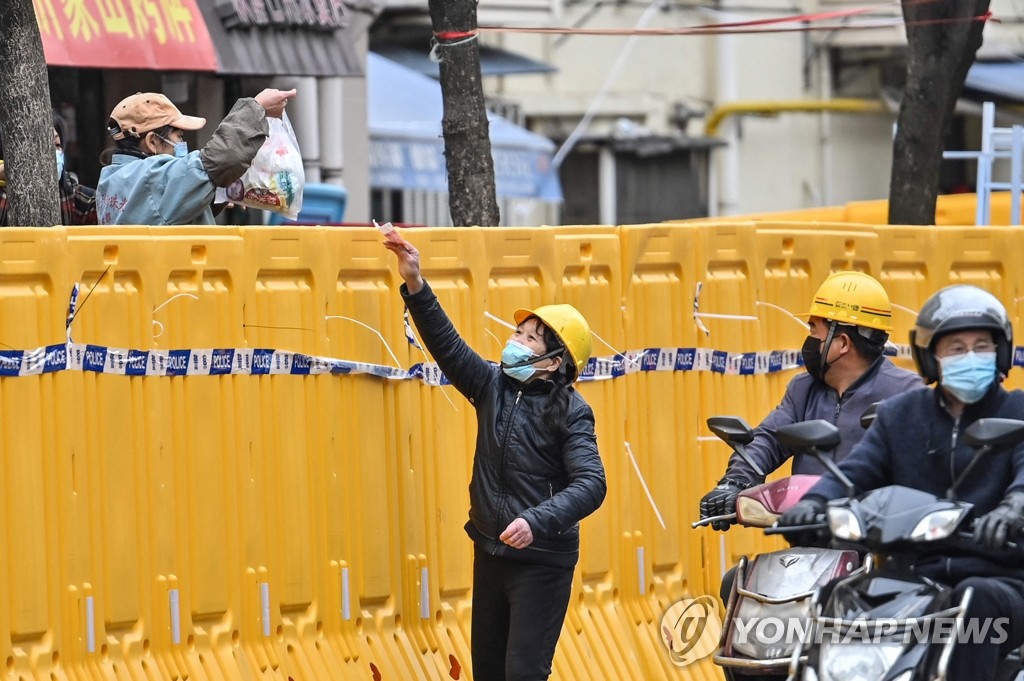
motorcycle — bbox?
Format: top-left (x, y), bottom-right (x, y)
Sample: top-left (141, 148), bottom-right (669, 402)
top-left (769, 417), bottom-right (1024, 681)
top-left (693, 416), bottom-right (862, 679)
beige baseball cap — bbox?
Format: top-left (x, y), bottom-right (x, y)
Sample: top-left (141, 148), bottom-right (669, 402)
top-left (108, 92), bottom-right (206, 140)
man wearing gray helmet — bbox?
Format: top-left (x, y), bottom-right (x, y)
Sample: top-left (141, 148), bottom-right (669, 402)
top-left (779, 284), bottom-right (1024, 681)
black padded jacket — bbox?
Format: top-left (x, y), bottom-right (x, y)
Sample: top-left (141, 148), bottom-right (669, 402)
top-left (403, 281), bottom-right (607, 568)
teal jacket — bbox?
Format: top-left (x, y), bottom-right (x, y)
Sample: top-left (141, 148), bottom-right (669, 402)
top-left (97, 98), bottom-right (268, 226)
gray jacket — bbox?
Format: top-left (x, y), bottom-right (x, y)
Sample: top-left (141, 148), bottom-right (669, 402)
top-left (725, 356), bottom-right (923, 484)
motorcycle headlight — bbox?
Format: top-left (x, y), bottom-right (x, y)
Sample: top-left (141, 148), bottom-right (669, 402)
top-left (821, 642), bottom-right (902, 681)
top-left (827, 507), bottom-right (862, 541)
top-left (909, 508), bottom-right (966, 542)
top-left (731, 597), bottom-right (813, 661)
top-left (736, 495), bottom-right (778, 527)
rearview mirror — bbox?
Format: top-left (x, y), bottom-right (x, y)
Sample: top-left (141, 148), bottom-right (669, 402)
top-left (775, 419), bottom-right (852, 496)
top-left (775, 419), bottom-right (841, 451)
top-left (707, 416), bottom-right (754, 446)
top-left (961, 418), bottom-right (1024, 450)
top-left (860, 402), bottom-right (879, 430)
top-left (948, 418), bottom-right (1024, 500)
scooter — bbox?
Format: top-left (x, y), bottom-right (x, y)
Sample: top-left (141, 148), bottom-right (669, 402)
top-left (770, 417), bottom-right (1024, 681)
top-left (693, 416), bottom-right (862, 679)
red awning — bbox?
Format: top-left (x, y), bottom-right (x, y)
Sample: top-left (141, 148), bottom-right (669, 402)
top-left (36, 0), bottom-right (218, 72)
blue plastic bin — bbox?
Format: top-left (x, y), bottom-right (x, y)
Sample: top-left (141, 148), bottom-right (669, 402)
top-left (267, 183), bottom-right (348, 225)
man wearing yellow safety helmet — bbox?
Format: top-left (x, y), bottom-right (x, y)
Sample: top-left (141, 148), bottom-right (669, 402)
top-left (779, 284), bottom-right (1024, 681)
top-left (384, 236), bottom-right (607, 681)
top-left (700, 271), bottom-right (922, 530)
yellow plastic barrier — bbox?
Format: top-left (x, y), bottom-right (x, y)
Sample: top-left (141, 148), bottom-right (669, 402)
top-left (1, 222), bottom-right (1023, 680)
top-left (677, 191), bottom-right (1017, 227)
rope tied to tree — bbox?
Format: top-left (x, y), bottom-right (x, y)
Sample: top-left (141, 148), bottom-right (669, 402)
top-left (429, 30), bottom-right (479, 63)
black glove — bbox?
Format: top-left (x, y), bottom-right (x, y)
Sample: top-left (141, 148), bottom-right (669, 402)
top-left (699, 478), bottom-right (751, 530)
top-left (973, 491), bottom-right (1024, 551)
top-left (776, 496), bottom-right (827, 546)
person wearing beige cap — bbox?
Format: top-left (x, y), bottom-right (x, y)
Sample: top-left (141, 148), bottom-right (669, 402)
top-left (96, 88), bottom-right (295, 225)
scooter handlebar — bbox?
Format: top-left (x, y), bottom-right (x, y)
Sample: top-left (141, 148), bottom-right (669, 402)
top-left (691, 512), bottom-right (737, 529)
top-left (764, 521), bottom-right (828, 536)
top-left (955, 530), bottom-right (1019, 551)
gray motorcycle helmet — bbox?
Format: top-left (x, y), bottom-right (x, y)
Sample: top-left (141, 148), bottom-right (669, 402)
top-left (910, 285), bottom-right (1013, 384)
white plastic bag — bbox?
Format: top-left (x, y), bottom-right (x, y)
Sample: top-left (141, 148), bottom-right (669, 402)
top-left (221, 112), bottom-right (305, 219)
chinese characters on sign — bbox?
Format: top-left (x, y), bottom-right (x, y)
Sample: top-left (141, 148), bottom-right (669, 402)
top-left (35, 0), bottom-right (218, 71)
top-left (220, 0), bottom-right (347, 31)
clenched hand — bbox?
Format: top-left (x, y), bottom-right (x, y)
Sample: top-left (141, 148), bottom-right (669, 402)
top-left (255, 88), bottom-right (297, 119)
top-left (500, 518), bottom-right (534, 549)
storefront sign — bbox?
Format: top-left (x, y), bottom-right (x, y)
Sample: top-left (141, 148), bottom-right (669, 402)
top-left (36, 0), bottom-right (218, 71)
top-left (370, 139), bottom-right (562, 201)
top-left (218, 0), bottom-right (347, 31)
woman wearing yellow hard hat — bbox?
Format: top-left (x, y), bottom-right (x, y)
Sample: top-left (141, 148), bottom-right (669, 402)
top-left (384, 235), bottom-right (606, 681)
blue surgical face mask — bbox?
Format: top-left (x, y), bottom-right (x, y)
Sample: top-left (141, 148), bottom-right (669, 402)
top-left (156, 134), bottom-right (188, 158)
top-left (939, 351), bottom-right (997, 404)
top-left (55, 149), bottom-right (64, 180)
top-left (501, 339), bottom-right (538, 383)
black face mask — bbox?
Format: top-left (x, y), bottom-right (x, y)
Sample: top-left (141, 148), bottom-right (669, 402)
top-left (802, 335), bottom-right (828, 381)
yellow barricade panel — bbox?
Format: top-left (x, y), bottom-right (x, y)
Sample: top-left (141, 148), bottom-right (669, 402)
top-left (617, 225), bottom-right (698, 584)
top-left (0, 228), bottom-right (69, 677)
top-left (551, 227), bottom-right (621, 580)
top-left (64, 230), bottom-right (158, 681)
top-left (404, 228), bottom-right (490, 678)
top-left (688, 221), bottom-right (769, 598)
top-left (617, 223), bottom-right (706, 680)
top-left (876, 224), bottom-right (1019, 383)
top-left (4, 222), bottom-right (1024, 681)
top-left (551, 227), bottom-right (631, 680)
top-left (326, 226), bottom-right (408, 661)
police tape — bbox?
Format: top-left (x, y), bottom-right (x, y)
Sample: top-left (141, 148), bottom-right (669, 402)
top-left (0, 341), bottom-right (934, 384)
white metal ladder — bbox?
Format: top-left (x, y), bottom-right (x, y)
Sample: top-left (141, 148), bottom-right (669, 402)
top-left (943, 101), bottom-right (1024, 225)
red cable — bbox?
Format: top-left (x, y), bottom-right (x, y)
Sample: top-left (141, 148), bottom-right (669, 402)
top-left (478, 13), bottom-right (991, 37)
top-left (434, 30), bottom-right (478, 41)
top-left (477, 0), bottom-right (992, 37)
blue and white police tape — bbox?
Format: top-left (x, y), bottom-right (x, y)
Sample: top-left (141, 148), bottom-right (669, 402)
top-left (0, 341), bottom-right (935, 384)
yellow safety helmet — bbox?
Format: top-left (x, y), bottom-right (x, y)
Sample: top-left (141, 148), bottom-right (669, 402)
top-left (514, 304), bottom-right (592, 382)
top-left (807, 271), bottom-right (893, 333)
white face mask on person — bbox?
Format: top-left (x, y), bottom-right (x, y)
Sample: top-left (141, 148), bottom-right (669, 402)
top-left (501, 340), bottom-right (539, 383)
top-left (938, 351), bottom-right (997, 404)
top-left (55, 149), bottom-right (64, 180)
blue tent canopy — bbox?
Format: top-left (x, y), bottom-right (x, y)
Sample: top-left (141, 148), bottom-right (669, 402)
top-left (367, 52), bottom-right (562, 201)
top-left (965, 61), bottom-right (1024, 101)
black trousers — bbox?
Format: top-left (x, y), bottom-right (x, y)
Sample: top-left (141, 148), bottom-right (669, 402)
top-left (947, 576), bottom-right (1024, 681)
top-left (471, 546), bottom-right (575, 681)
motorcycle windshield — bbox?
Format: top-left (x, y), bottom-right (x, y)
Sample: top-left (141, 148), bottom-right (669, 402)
top-left (843, 486), bottom-right (971, 547)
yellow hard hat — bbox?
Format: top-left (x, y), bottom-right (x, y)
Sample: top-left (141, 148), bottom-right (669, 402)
top-left (514, 304), bottom-right (592, 382)
top-left (807, 271), bottom-right (893, 332)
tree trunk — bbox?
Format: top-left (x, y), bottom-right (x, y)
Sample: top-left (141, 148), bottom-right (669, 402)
top-left (427, 0), bottom-right (501, 227)
top-left (888, 0), bottom-right (989, 225)
top-left (0, 0), bottom-right (60, 227)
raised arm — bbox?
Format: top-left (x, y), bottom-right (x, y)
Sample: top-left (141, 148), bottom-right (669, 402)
top-left (385, 237), bottom-right (495, 401)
